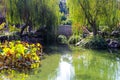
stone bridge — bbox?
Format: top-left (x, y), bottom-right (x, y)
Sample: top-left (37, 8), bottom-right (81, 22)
top-left (58, 25), bottom-right (72, 38)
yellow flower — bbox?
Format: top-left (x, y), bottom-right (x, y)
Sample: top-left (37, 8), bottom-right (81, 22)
top-left (36, 43), bottom-right (42, 48)
top-left (15, 44), bottom-right (25, 55)
top-left (9, 42), bottom-right (14, 48)
top-left (11, 47), bottom-right (15, 53)
top-left (3, 48), bottom-right (10, 53)
top-left (37, 43), bottom-right (40, 46)
top-left (31, 44), bottom-right (35, 47)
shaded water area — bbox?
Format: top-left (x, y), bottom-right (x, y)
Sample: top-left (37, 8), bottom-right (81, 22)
top-left (0, 46), bottom-right (120, 80)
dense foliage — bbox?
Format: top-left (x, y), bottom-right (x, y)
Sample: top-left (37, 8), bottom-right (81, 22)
top-left (80, 35), bottom-right (107, 49)
top-left (0, 41), bottom-right (42, 70)
top-left (67, 0), bottom-right (120, 36)
top-left (57, 35), bottom-right (67, 44)
top-left (4, 0), bottom-right (60, 40)
top-left (68, 35), bottom-right (81, 44)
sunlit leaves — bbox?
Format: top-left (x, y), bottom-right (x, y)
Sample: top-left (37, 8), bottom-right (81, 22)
top-left (0, 41), bottom-right (43, 70)
top-left (67, 0), bottom-right (120, 34)
top-left (0, 22), bottom-right (5, 30)
top-left (5, 0), bottom-right (60, 30)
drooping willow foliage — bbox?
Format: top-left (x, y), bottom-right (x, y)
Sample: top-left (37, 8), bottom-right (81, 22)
top-left (67, 0), bottom-right (120, 36)
top-left (5, 0), bottom-right (60, 35)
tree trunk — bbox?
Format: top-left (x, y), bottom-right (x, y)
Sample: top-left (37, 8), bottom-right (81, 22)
top-left (90, 22), bottom-right (97, 36)
top-left (20, 24), bottom-right (27, 37)
top-left (20, 20), bottom-right (32, 37)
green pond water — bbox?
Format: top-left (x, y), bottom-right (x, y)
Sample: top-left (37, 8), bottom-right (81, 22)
top-left (72, 48), bottom-right (120, 80)
top-left (0, 46), bottom-right (120, 80)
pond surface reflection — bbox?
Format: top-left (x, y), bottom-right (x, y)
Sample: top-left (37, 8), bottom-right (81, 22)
top-left (73, 49), bottom-right (120, 80)
top-left (55, 54), bottom-right (75, 80)
top-left (48, 54), bottom-right (75, 80)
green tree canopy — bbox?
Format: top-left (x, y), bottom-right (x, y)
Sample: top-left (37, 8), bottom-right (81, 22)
top-left (67, 0), bottom-right (120, 36)
top-left (5, 0), bottom-right (60, 35)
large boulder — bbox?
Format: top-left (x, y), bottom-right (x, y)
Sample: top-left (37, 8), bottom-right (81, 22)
top-left (107, 39), bottom-right (120, 48)
top-left (111, 31), bottom-right (120, 37)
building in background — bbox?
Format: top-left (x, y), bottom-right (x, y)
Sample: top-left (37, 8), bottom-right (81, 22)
top-left (59, 0), bottom-right (68, 14)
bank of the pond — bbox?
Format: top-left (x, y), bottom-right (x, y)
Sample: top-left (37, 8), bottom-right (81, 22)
top-left (0, 53), bottom-right (60, 80)
top-left (27, 53), bottom-right (61, 80)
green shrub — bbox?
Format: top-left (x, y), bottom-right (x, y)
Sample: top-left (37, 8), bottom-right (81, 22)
top-left (80, 35), bottom-right (107, 49)
top-left (68, 35), bottom-right (81, 44)
top-left (57, 35), bottom-right (67, 44)
top-left (66, 20), bottom-right (72, 25)
top-left (61, 20), bottom-right (72, 25)
top-left (61, 15), bottom-right (67, 21)
top-left (0, 41), bottom-right (43, 70)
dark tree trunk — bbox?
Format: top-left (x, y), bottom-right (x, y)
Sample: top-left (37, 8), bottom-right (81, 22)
top-left (92, 25), bottom-right (97, 36)
top-left (28, 20), bottom-right (32, 33)
top-left (90, 21), bottom-right (97, 36)
top-left (20, 20), bottom-right (32, 37)
top-left (20, 24), bottom-right (27, 37)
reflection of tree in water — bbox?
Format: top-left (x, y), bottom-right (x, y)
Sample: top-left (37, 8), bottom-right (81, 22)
top-left (75, 50), bottom-right (120, 80)
top-left (55, 54), bottom-right (75, 80)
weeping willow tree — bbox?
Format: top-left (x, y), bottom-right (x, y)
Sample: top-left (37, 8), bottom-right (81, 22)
top-left (67, 0), bottom-right (120, 36)
top-left (5, 0), bottom-right (60, 37)
top-left (0, 0), bottom-right (5, 15)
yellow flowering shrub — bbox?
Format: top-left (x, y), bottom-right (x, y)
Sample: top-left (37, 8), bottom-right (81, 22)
top-left (0, 41), bottom-right (43, 70)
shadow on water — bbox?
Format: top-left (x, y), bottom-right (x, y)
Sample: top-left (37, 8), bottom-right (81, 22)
top-left (44, 44), bottom-right (72, 54)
